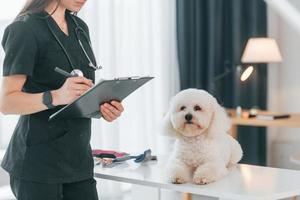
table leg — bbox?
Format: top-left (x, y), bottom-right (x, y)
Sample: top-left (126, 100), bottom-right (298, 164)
top-left (158, 188), bottom-right (161, 200)
top-left (183, 192), bottom-right (192, 200)
top-left (229, 124), bottom-right (238, 139)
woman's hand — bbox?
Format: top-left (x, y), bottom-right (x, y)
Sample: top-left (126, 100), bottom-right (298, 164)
top-left (100, 101), bottom-right (124, 122)
top-left (52, 76), bottom-right (93, 106)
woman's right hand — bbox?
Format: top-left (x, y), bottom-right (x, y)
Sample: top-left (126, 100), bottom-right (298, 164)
top-left (51, 76), bottom-right (94, 106)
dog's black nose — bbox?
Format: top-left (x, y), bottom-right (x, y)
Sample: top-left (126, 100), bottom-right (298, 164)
top-left (185, 113), bottom-right (193, 122)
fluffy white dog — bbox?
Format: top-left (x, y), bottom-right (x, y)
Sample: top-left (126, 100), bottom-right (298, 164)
top-left (162, 89), bottom-right (243, 185)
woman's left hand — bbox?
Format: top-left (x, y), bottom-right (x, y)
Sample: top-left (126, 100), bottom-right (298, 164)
top-left (100, 101), bottom-right (124, 122)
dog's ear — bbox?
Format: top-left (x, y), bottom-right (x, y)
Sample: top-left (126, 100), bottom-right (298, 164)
top-left (160, 108), bottom-right (181, 139)
top-left (206, 97), bottom-right (231, 139)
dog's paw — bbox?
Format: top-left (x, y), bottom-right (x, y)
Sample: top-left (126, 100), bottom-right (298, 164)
top-left (166, 161), bottom-right (191, 184)
top-left (193, 175), bottom-right (215, 185)
top-left (193, 165), bottom-right (228, 185)
top-left (171, 176), bottom-right (188, 184)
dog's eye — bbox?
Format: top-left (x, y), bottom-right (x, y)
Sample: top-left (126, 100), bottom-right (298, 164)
top-left (180, 106), bottom-right (186, 111)
top-left (194, 105), bottom-right (202, 111)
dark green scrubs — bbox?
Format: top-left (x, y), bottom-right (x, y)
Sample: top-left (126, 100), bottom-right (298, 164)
top-left (1, 11), bottom-right (98, 199)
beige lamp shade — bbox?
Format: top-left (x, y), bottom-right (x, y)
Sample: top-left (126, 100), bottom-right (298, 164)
top-left (241, 38), bottom-right (282, 63)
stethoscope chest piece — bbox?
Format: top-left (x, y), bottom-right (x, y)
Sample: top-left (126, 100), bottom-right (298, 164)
top-left (71, 69), bottom-right (84, 77)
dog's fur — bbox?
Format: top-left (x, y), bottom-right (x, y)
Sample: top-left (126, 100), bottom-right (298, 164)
top-left (162, 89), bottom-right (243, 185)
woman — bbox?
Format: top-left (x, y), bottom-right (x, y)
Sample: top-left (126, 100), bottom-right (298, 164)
top-left (0, 0), bottom-right (124, 199)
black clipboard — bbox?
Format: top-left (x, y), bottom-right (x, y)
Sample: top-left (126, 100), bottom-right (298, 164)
top-left (49, 76), bottom-right (154, 121)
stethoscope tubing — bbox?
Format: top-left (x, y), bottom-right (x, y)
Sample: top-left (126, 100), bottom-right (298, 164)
top-left (45, 13), bottom-right (102, 72)
top-left (75, 26), bottom-right (101, 70)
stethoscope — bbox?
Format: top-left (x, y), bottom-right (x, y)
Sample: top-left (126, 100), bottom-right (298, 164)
top-left (45, 13), bottom-right (102, 77)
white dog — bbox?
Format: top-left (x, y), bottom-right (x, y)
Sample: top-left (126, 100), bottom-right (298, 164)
top-left (162, 89), bottom-right (243, 185)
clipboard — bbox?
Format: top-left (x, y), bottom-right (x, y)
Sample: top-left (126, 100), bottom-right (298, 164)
top-left (49, 76), bottom-right (154, 121)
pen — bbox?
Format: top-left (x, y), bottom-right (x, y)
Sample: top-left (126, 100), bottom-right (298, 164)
top-left (55, 67), bottom-right (75, 77)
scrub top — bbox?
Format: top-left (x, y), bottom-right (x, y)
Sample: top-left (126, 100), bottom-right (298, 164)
top-left (1, 11), bottom-right (96, 184)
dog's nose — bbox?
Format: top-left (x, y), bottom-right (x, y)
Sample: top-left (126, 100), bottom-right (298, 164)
top-left (185, 113), bottom-right (193, 122)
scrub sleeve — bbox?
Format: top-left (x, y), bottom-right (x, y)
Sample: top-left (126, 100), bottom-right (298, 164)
top-left (2, 21), bottom-right (37, 76)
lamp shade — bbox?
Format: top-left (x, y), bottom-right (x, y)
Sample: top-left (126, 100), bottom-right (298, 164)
top-left (241, 38), bottom-right (282, 63)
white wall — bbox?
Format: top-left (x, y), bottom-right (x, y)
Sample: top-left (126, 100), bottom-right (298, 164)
top-left (267, 1), bottom-right (300, 169)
